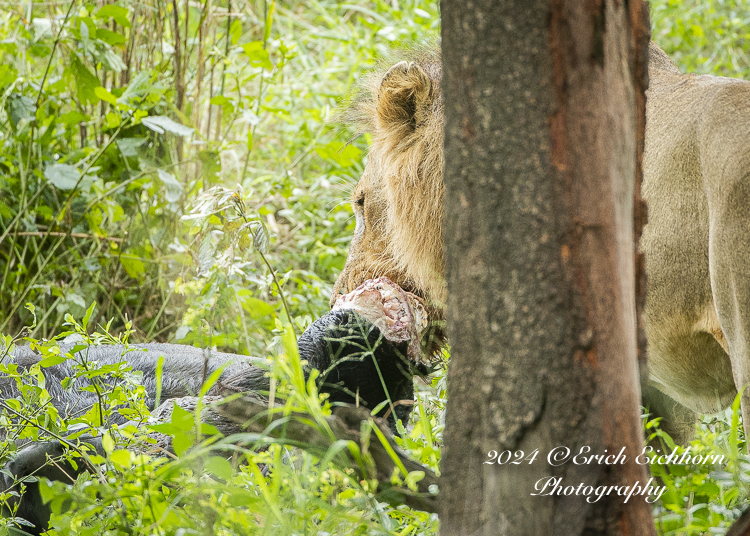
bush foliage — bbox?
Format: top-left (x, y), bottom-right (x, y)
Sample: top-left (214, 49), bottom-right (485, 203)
top-left (0, 0), bottom-right (438, 354)
top-left (0, 0), bottom-right (443, 533)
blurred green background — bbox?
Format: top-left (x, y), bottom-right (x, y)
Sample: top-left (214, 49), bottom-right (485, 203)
top-left (0, 0), bottom-right (439, 358)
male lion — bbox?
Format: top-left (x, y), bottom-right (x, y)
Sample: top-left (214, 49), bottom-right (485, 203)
top-left (332, 43), bottom-right (750, 443)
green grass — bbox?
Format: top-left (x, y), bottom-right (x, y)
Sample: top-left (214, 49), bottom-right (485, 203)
top-left (0, 0), bottom-right (439, 354)
top-left (651, 0), bottom-right (750, 77)
top-left (0, 315), bottom-right (443, 534)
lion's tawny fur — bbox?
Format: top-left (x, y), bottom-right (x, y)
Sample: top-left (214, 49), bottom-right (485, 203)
top-left (332, 48), bottom-right (445, 311)
top-left (333, 42), bottom-right (750, 441)
top-left (641, 42), bottom-right (750, 430)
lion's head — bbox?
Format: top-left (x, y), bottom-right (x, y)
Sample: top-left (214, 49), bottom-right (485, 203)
top-left (330, 48), bottom-right (446, 356)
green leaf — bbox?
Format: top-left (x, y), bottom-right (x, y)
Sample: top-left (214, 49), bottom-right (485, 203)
top-left (70, 56), bottom-right (101, 105)
top-left (172, 430), bottom-right (193, 457)
top-left (170, 403), bottom-right (195, 432)
top-left (157, 169), bottom-right (183, 203)
top-left (98, 45), bottom-right (127, 72)
top-left (66, 292), bottom-right (86, 310)
top-left (227, 489), bottom-right (260, 508)
top-left (105, 111), bottom-right (121, 128)
top-left (141, 115), bottom-right (194, 137)
top-left (264, 1), bottom-right (275, 43)
top-left (0, 64), bottom-right (17, 91)
top-left (102, 433), bottom-right (115, 453)
top-left (116, 137), bottom-right (146, 157)
top-left (110, 449), bottom-right (132, 468)
top-left (82, 302), bottom-right (96, 331)
top-left (6, 93), bottom-right (35, 129)
top-left (96, 5), bottom-right (131, 27)
top-left (200, 422), bottom-right (219, 435)
top-left (77, 17), bottom-right (96, 40)
top-left (149, 422), bottom-right (179, 435)
top-left (0, 40), bottom-right (18, 56)
top-left (118, 71), bottom-right (150, 104)
top-left (59, 110), bottom-right (89, 125)
top-left (38, 353), bottom-right (68, 367)
top-left (0, 200), bottom-right (13, 218)
top-left (119, 253), bottom-right (146, 279)
top-left (96, 28), bottom-right (127, 46)
top-left (252, 222), bottom-right (269, 254)
top-left (242, 41), bottom-right (273, 69)
top-left (230, 18), bottom-right (243, 45)
top-left (198, 150), bottom-right (221, 180)
top-left (44, 164), bottom-right (81, 190)
top-left (37, 478), bottom-right (56, 505)
top-left (38, 117), bottom-right (57, 147)
top-left (205, 456), bottom-right (232, 480)
top-left (95, 86), bottom-right (118, 104)
top-left (315, 142), bottom-right (362, 168)
top-left (240, 296), bottom-right (274, 319)
top-left (246, 128), bottom-right (253, 152)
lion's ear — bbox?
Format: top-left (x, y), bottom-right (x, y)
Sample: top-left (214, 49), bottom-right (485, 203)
top-left (377, 61), bottom-right (433, 132)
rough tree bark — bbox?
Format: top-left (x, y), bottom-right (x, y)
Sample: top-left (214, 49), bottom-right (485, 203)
top-left (440, 1), bottom-right (655, 535)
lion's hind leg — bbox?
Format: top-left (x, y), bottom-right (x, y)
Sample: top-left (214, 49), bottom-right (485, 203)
top-left (642, 382), bottom-right (697, 447)
top-left (645, 324), bottom-right (736, 442)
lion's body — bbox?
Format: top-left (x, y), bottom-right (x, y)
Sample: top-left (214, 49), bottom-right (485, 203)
top-left (333, 42), bottom-right (750, 440)
top-left (642, 43), bottom-right (750, 428)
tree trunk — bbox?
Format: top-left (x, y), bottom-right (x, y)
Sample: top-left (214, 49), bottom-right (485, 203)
top-left (440, 1), bottom-right (655, 535)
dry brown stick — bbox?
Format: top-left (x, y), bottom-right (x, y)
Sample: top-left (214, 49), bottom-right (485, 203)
top-left (728, 507), bottom-right (750, 536)
top-left (139, 394), bottom-right (440, 512)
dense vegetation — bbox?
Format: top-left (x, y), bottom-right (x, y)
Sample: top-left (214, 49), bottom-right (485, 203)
top-left (0, 0), bottom-right (748, 534)
top-left (0, 1), bottom-right (444, 534)
top-left (0, 0), bottom-right (440, 354)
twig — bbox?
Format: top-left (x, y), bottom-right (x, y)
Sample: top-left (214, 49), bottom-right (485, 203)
top-left (257, 248), bottom-right (296, 338)
top-left (231, 196), bottom-right (296, 337)
top-left (34, 0), bottom-right (77, 109)
top-left (14, 231), bottom-right (124, 243)
top-left (0, 401), bottom-right (105, 482)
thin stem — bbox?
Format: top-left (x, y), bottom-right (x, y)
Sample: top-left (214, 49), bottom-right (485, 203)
top-left (232, 196), bottom-right (296, 338)
top-left (0, 190), bottom-right (43, 247)
top-left (35, 0), bottom-right (77, 109)
top-left (0, 235), bottom-right (84, 332)
top-left (144, 289), bottom-right (174, 340)
top-left (13, 231), bottom-right (124, 242)
top-left (3, 122), bottom-right (128, 318)
top-left (258, 246), bottom-right (296, 338)
top-left (240, 0), bottom-right (270, 182)
top-left (0, 401), bottom-right (106, 481)
top-left (75, 349), bottom-right (106, 427)
top-left (215, 0), bottom-right (232, 142)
